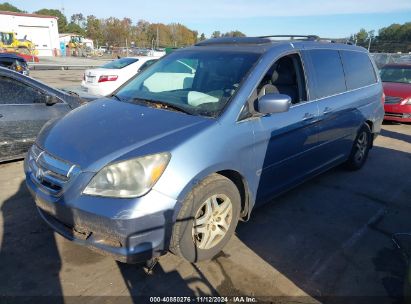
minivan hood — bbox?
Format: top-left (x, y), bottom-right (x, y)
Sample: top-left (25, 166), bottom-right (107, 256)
top-left (36, 98), bottom-right (211, 171)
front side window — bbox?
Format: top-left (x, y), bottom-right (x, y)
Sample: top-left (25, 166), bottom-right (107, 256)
top-left (308, 49), bottom-right (346, 99)
top-left (341, 51), bottom-right (377, 90)
top-left (116, 50), bottom-right (260, 117)
top-left (102, 58), bottom-right (139, 69)
top-left (0, 76), bottom-right (44, 105)
top-left (380, 66), bottom-right (411, 84)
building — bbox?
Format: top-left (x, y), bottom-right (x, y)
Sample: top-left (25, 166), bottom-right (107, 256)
top-left (0, 11), bottom-right (60, 56)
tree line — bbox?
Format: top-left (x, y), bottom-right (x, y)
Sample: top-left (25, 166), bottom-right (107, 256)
top-left (2, 2), bottom-right (410, 52)
top-left (0, 2), bottom-right (245, 48)
top-left (351, 22), bottom-right (411, 53)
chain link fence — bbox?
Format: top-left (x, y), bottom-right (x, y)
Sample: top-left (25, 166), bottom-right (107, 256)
top-left (370, 53), bottom-right (411, 69)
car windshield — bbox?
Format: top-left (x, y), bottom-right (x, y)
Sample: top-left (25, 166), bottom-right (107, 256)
top-left (380, 66), bottom-right (411, 84)
top-left (116, 50), bottom-right (260, 117)
top-left (102, 58), bottom-right (138, 69)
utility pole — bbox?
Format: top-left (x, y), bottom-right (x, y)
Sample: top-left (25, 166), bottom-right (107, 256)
top-left (367, 37), bottom-right (372, 52)
top-left (156, 27), bottom-right (159, 49)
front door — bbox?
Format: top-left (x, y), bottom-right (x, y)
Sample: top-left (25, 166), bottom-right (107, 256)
top-left (251, 53), bottom-right (320, 203)
top-left (0, 75), bottom-right (70, 160)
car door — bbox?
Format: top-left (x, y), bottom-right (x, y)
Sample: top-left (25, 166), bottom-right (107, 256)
top-left (252, 53), bottom-right (320, 203)
top-left (304, 49), bottom-right (362, 165)
top-left (0, 75), bottom-right (71, 161)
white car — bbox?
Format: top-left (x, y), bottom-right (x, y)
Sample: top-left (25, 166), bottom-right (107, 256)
top-left (81, 56), bottom-right (160, 96)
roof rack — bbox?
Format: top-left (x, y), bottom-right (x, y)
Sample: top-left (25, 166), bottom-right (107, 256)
top-left (196, 37), bottom-right (272, 46)
top-left (258, 35), bottom-right (320, 41)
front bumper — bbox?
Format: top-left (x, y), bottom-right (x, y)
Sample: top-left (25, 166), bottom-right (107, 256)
top-left (384, 104), bottom-right (411, 122)
top-left (24, 156), bottom-right (178, 264)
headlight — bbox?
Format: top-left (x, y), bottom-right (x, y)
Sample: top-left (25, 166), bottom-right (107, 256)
top-left (83, 152), bottom-right (170, 198)
top-left (401, 98), bottom-right (411, 105)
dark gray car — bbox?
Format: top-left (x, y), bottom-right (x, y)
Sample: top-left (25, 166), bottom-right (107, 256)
top-left (0, 67), bottom-right (89, 162)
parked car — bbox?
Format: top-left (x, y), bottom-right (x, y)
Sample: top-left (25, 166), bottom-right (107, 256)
top-left (25, 36), bottom-right (384, 264)
top-left (380, 63), bottom-right (411, 123)
top-left (1, 51), bottom-right (39, 63)
top-left (81, 56), bottom-right (161, 96)
top-left (0, 67), bottom-right (93, 162)
top-left (0, 53), bottom-right (29, 76)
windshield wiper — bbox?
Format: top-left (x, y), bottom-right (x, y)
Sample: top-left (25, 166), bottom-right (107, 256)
top-left (131, 98), bottom-right (194, 115)
top-left (111, 94), bottom-right (123, 101)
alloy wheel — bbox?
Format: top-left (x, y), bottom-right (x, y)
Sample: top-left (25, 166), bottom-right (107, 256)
top-left (192, 194), bottom-right (233, 250)
top-left (354, 131), bottom-right (368, 163)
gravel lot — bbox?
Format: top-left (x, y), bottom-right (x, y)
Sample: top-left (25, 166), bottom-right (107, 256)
top-left (0, 69), bottom-right (411, 303)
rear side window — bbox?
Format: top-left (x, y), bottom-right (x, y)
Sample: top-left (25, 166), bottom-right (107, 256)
top-left (340, 51), bottom-right (377, 90)
top-left (308, 49), bottom-right (346, 99)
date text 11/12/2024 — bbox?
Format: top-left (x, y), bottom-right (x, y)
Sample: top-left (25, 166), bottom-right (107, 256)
top-left (149, 296), bottom-right (258, 303)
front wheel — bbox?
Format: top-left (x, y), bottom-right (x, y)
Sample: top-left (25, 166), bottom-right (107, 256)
top-left (170, 174), bottom-right (241, 262)
top-left (345, 124), bottom-right (372, 170)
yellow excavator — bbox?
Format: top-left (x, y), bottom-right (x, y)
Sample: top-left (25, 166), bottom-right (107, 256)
top-left (0, 31), bottom-right (38, 55)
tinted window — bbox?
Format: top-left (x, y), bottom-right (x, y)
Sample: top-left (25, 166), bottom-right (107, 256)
top-left (0, 58), bottom-right (14, 68)
top-left (341, 51), bottom-right (377, 90)
top-left (0, 76), bottom-right (44, 104)
top-left (309, 50), bottom-right (346, 99)
top-left (102, 58), bottom-right (138, 69)
top-left (0, 58), bottom-right (27, 69)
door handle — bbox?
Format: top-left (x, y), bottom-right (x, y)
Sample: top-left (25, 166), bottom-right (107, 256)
top-left (302, 113), bottom-right (315, 121)
top-left (323, 107), bottom-right (333, 114)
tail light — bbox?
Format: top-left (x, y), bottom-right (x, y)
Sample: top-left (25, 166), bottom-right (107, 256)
top-left (381, 93), bottom-right (385, 105)
top-left (98, 75), bottom-right (118, 83)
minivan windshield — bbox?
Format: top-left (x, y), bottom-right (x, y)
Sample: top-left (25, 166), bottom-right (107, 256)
top-left (116, 50), bottom-right (260, 117)
top-left (380, 66), bottom-right (411, 84)
top-left (102, 58), bottom-right (138, 69)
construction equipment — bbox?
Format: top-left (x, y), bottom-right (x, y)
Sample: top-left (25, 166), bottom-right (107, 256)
top-left (0, 31), bottom-right (38, 55)
top-left (66, 35), bottom-right (88, 57)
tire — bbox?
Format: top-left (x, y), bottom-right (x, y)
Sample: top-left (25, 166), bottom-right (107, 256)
top-left (345, 124), bottom-right (372, 170)
top-left (170, 174), bottom-right (241, 262)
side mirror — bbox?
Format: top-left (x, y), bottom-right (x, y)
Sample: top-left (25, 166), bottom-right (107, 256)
top-left (257, 93), bottom-right (291, 115)
top-left (44, 95), bottom-right (58, 106)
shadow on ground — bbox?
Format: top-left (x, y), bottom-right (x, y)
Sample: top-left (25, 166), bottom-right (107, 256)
top-left (0, 133), bottom-right (411, 304)
top-left (0, 182), bottom-right (64, 302)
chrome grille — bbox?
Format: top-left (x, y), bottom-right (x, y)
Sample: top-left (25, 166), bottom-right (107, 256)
top-left (385, 96), bottom-right (403, 104)
top-left (28, 145), bottom-right (80, 196)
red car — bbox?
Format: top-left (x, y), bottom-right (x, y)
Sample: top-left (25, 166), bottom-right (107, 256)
top-left (0, 51), bottom-right (39, 63)
top-left (380, 63), bottom-right (411, 123)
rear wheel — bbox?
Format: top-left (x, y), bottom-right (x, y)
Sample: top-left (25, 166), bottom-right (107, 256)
top-left (345, 124), bottom-right (372, 170)
top-left (170, 174), bottom-right (241, 262)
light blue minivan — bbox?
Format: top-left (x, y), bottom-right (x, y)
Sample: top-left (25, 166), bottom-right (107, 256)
top-left (25, 36), bottom-right (384, 263)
